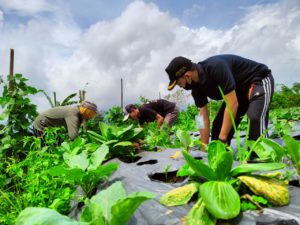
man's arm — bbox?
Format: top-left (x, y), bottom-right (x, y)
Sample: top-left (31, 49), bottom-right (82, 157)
top-left (66, 116), bottom-right (80, 141)
top-left (219, 90), bottom-right (239, 142)
top-left (199, 105), bottom-right (210, 144)
top-left (156, 113), bottom-right (164, 128)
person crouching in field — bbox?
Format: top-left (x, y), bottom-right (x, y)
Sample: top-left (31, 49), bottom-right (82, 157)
top-left (124, 99), bottom-right (179, 128)
top-left (32, 100), bottom-right (98, 141)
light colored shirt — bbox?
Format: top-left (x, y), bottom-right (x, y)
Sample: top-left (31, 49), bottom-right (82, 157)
top-left (33, 105), bottom-right (81, 140)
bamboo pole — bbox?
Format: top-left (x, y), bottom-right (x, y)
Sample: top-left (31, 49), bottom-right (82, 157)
top-left (121, 78), bottom-right (123, 108)
top-left (9, 49), bottom-right (14, 95)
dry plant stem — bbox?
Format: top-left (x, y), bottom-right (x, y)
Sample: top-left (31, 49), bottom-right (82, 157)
top-left (240, 194), bottom-right (264, 213)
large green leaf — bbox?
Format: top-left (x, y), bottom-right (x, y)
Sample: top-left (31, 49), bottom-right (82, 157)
top-left (252, 138), bottom-right (285, 162)
top-left (0, 109), bottom-right (9, 120)
top-left (106, 126), bottom-right (118, 140)
top-left (69, 137), bottom-right (86, 154)
top-left (182, 150), bottom-right (216, 181)
top-left (87, 130), bottom-right (106, 143)
top-left (16, 207), bottom-right (79, 225)
top-left (263, 139), bottom-right (285, 161)
top-left (177, 164), bottom-right (196, 177)
top-left (113, 141), bottom-right (133, 148)
top-left (283, 135), bottom-right (300, 169)
top-left (215, 151), bottom-right (233, 181)
top-left (48, 166), bottom-right (85, 182)
top-left (200, 181), bottom-right (240, 219)
top-left (121, 127), bottom-right (143, 141)
top-left (88, 144), bottom-right (109, 171)
top-left (99, 122), bottom-right (109, 139)
top-left (116, 124), bottom-right (134, 139)
top-left (110, 191), bottom-right (156, 225)
top-left (94, 163), bottom-right (119, 178)
top-left (160, 183), bottom-right (199, 206)
top-left (185, 198), bottom-right (216, 225)
top-left (238, 175), bottom-right (289, 206)
top-left (176, 129), bottom-right (192, 150)
top-left (230, 162), bottom-right (286, 177)
top-left (103, 140), bottom-right (119, 146)
top-left (80, 200), bottom-right (105, 225)
top-left (207, 140), bottom-right (227, 171)
top-left (63, 151), bottom-right (89, 170)
top-left (90, 181), bottom-right (126, 222)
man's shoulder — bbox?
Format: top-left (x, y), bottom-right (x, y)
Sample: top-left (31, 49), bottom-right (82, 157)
top-left (52, 105), bottom-right (79, 117)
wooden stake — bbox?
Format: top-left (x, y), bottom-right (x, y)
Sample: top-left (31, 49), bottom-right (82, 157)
top-left (121, 78), bottom-right (123, 108)
top-left (9, 49), bottom-right (14, 95)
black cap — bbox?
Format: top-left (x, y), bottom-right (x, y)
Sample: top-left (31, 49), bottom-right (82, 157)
top-left (165, 56), bottom-right (192, 90)
top-left (125, 104), bottom-right (135, 113)
top-left (123, 104), bottom-right (136, 121)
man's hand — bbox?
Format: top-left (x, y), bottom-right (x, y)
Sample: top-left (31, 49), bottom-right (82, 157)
top-left (199, 106), bottom-right (210, 144)
top-left (156, 113), bottom-right (164, 128)
top-left (200, 142), bottom-right (207, 152)
top-left (219, 90), bottom-right (238, 141)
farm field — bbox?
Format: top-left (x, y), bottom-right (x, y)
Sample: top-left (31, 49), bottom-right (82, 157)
top-left (1, 74), bottom-right (300, 225)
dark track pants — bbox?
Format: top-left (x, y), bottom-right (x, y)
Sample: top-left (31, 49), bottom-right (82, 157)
top-left (211, 74), bottom-right (274, 144)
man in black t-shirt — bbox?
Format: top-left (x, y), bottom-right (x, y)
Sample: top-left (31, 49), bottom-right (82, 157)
top-left (124, 99), bottom-right (179, 128)
top-left (165, 55), bottom-right (274, 146)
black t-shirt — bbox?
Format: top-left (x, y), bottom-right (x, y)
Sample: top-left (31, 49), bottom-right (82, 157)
top-left (138, 99), bottom-right (176, 125)
top-left (192, 54), bottom-right (271, 107)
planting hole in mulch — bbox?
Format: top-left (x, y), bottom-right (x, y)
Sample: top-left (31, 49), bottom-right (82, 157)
top-left (256, 219), bottom-right (299, 225)
top-left (148, 171), bottom-right (187, 183)
top-left (293, 135), bottom-right (300, 140)
top-left (194, 156), bottom-right (202, 160)
top-left (217, 212), bottom-right (243, 225)
top-left (137, 159), bottom-right (158, 166)
top-left (118, 156), bottom-right (142, 163)
top-left (289, 180), bottom-right (300, 188)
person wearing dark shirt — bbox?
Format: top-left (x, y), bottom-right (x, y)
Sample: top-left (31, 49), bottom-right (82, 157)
top-left (124, 99), bottom-right (179, 128)
top-left (165, 55), bottom-right (274, 145)
top-left (33, 101), bottom-right (98, 140)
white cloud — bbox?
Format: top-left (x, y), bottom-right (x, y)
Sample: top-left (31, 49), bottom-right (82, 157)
top-left (1, 0), bottom-right (300, 112)
top-left (183, 4), bottom-right (206, 20)
top-left (0, 0), bottom-right (52, 15)
top-left (0, 9), bottom-right (3, 27)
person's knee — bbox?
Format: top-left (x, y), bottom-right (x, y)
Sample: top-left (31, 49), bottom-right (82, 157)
top-left (249, 114), bottom-right (261, 125)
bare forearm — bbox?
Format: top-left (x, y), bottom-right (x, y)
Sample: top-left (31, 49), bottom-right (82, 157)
top-left (199, 106), bottom-right (210, 144)
top-left (157, 117), bottom-right (164, 128)
top-left (200, 127), bottom-right (210, 144)
top-left (219, 90), bottom-right (239, 141)
top-left (219, 104), bottom-right (238, 140)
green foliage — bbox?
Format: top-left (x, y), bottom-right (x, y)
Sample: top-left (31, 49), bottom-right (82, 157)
top-left (270, 83), bottom-right (300, 109)
top-left (103, 106), bottom-right (127, 126)
top-left (240, 201), bottom-right (257, 211)
top-left (0, 136), bottom-right (75, 224)
top-left (173, 105), bottom-right (198, 131)
top-left (139, 96), bottom-right (150, 104)
top-left (16, 207), bottom-right (79, 225)
top-left (42, 91), bottom-right (78, 108)
top-left (164, 136), bottom-right (287, 222)
top-left (16, 181), bottom-right (155, 225)
top-left (249, 138), bottom-right (286, 162)
top-left (240, 195), bottom-right (270, 212)
top-left (0, 74), bottom-right (40, 159)
top-left (49, 143), bottom-right (118, 198)
top-left (200, 181), bottom-right (240, 219)
top-left (185, 198), bottom-right (216, 225)
top-left (143, 122), bottom-right (179, 150)
top-left (283, 135), bottom-right (300, 184)
top-left (88, 122), bottom-right (143, 159)
top-left (238, 175), bottom-right (289, 206)
top-left (159, 183), bottom-right (199, 206)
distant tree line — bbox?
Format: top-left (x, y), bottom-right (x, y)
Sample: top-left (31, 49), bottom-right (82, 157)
top-left (270, 82), bottom-right (300, 109)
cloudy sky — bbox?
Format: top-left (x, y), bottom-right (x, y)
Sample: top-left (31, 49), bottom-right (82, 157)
top-left (0, 0), bottom-right (299, 111)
